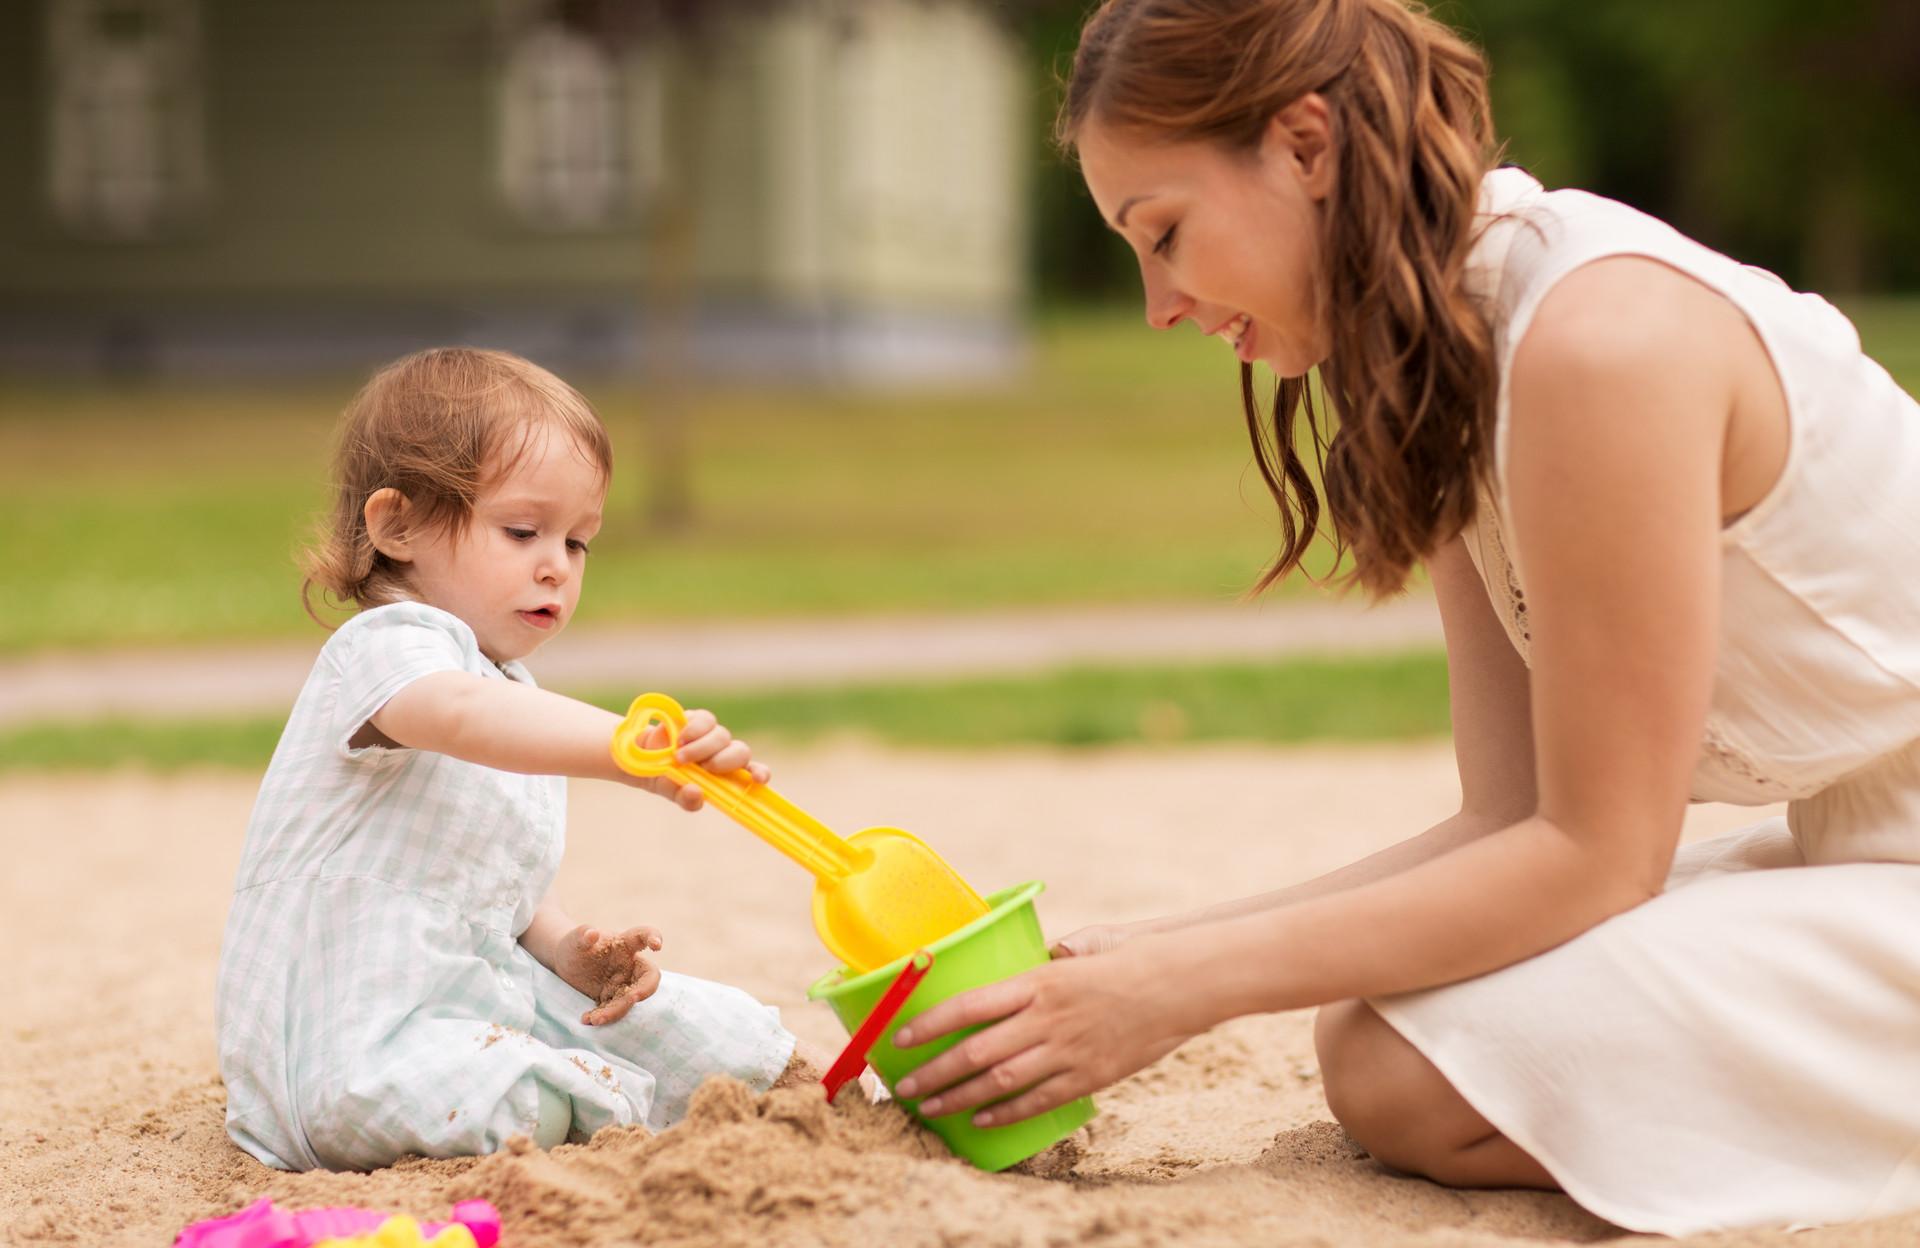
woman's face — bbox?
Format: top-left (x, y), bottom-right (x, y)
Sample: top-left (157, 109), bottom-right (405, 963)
top-left (1076, 99), bottom-right (1334, 378)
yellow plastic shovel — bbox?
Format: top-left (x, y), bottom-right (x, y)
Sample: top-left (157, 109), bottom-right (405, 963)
top-left (609, 693), bottom-right (989, 973)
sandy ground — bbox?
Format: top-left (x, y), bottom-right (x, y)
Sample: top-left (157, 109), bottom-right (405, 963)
top-left (3, 743), bottom-right (1914, 1247)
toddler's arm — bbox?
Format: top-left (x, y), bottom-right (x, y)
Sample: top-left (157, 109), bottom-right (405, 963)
top-left (519, 896), bottom-right (586, 970)
top-left (369, 670), bottom-right (766, 806)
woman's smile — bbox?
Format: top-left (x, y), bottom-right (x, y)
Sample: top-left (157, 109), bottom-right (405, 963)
top-left (1223, 314), bottom-right (1258, 363)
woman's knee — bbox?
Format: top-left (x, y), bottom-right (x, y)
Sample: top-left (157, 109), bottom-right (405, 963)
top-left (1314, 999), bottom-right (1402, 1137)
top-left (1315, 1000), bottom-right (1473, 1175)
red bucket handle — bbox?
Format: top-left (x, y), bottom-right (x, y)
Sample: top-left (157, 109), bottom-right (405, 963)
top-left (822, 950), bottom-right (934, 1103)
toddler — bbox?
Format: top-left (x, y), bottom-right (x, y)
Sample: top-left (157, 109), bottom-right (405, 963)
top-left (216, 347), bottom-right (809, 1171)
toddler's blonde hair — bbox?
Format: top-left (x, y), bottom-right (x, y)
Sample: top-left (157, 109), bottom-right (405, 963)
top-left (302, 347), bottom-right (613, 624)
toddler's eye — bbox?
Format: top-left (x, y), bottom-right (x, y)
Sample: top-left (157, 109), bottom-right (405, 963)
top-left (506, 527), bottom-right (536, 542)
top-left (568, 539), bottom-right (592, 555)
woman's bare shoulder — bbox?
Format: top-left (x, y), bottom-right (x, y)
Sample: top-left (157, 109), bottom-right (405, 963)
top-left (1511, 255), bottom-right (1784, 522)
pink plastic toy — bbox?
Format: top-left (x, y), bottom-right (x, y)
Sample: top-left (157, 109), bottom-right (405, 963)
top-left (173, 1198), bottom-right (501, 1248)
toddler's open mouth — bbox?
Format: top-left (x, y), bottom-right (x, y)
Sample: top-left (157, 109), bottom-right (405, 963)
top-left (519, 607), bottom-right (559, 629)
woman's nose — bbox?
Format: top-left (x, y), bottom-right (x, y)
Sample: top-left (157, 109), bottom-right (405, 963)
top-left (1143, 273), bottom-right (1194, 332)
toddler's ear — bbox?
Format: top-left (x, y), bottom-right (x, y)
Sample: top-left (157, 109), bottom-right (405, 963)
top-left (363, 487), bottom-right (415, 561)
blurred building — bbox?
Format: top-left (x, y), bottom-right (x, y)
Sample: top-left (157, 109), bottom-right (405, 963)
top-left (0, 0), bottom-right (1029, 382)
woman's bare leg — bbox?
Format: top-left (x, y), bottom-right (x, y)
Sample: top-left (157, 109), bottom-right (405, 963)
top-left (1315, 999), bottom-right (1557, 1190)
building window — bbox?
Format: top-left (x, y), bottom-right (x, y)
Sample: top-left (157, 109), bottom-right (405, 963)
top-left (498, 20), bottom-right (629, 230)
top-left (47, 0), bottom-right (208, 239)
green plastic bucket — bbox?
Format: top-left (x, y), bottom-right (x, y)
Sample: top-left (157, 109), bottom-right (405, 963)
top-left (806, 881), bottom-right (1097, 1171)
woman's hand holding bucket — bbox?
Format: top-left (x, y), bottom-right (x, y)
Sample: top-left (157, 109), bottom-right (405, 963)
top-left (1047, 919), bottom-right (1159, 960)
top-left (891, 937), bottom-right (1192, 1127)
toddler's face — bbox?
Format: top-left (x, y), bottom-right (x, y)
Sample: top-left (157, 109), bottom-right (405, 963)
top-left (406, 426), bottom-right (606, 664)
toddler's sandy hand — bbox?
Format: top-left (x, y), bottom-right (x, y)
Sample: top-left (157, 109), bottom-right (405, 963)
top-left (558, 924), bottom-right (665, 1025)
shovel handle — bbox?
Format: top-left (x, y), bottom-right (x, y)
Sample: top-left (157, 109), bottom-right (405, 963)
top-left (610, 693), bottom-right (864, 881)
top-left (609, 692), bottom-right (753, 785)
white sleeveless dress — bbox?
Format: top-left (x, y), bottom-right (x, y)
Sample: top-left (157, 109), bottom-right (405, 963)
top-left (1370, 169), bottom-right (1920, 1235)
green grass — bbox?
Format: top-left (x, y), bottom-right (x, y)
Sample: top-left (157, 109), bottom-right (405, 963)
top-left (0, 308), bottom-right (1319, 655)
top-left (3, 298), bottom-right (1913, 657)
top-left (1849, 297), bottom-right (1920, 387)
top-left (0, 650), bottom-right (1451, 772)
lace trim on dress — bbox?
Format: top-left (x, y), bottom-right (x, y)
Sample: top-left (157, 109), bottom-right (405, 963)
top-left (1477, 489), bottom-right (1797, 798)
top-left (1470, 488), bottom-right (1534, 664)
top-left (1698, 722), bottom-right (1797, 795)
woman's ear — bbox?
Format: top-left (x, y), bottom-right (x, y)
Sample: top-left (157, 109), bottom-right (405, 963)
top-left (1264, 93), bottom-right (1336, 199)
top-left (363, 488), bottom-right (414, 561)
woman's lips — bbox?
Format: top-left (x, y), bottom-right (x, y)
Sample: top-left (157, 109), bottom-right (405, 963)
top-left (1215, 313), bottom-right (1257, 363)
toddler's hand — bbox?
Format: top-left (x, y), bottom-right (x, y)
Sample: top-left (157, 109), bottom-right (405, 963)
top-left (636, 708), bottom-right (770, 811)
top-left (555, 924), bottom-right (665, 1025)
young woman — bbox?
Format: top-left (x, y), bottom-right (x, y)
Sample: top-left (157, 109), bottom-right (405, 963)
top-left (891, 0), bottom-right (1920, 1234)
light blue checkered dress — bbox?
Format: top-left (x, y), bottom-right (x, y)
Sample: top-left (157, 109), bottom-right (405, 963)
top-left (215, 602), bottom-right (795, 1171)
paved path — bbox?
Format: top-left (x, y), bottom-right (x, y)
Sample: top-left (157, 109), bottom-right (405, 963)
top-left (0, 596), bottom-right (1442, 727)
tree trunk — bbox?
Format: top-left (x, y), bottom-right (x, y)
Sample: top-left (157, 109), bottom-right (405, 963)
top-left (639, 45), bottom-right (697, 532)
top-left (1804, 159), bottom-right (1869, 296)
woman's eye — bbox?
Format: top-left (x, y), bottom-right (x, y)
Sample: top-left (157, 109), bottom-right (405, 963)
top-left (567, 539), bottom-right (591, 555)
top-left (506, 528), bottom-right (536, 541)
top-left (1152, 223), bottom-right (1178, 258)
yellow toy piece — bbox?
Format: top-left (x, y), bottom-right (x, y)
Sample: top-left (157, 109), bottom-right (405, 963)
top-left (611, 692), bottom-right (989, 973)
top-left (312, 1215), bottom-right (479, 1248)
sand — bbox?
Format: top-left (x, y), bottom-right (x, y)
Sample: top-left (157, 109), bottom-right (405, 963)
top-left (4, 742), bottom-right (1915, 1247)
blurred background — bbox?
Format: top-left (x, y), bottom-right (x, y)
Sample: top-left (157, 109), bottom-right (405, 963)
top-left (1, 0), bottom-right (1916, 766)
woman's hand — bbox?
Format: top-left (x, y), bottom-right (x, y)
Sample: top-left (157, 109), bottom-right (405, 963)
top-left (890, 941), bottom-right (1194, 1126)
top-left (1048, 918), bottom-right (1162, 959)
top-left (630, 708), bottom-right (770, 810)
top-left (553, 924), bottom-right (665, 1025)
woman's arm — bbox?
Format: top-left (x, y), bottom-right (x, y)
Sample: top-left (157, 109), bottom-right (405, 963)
top-left (1200, 256), bottom-right (1740, 1001)
top-left (369, 671), bottom-right (765, 805)
top-left (1140, 262), bottom-right (1738, 1010)
top-left (1109, 535), bottom-right (1535, 939)
top-left (899, 257), bottom-right (1748, 1122)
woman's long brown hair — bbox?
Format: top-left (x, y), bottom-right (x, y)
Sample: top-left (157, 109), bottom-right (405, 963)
top-left (1058, 0), bottom-right (1499, 597)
